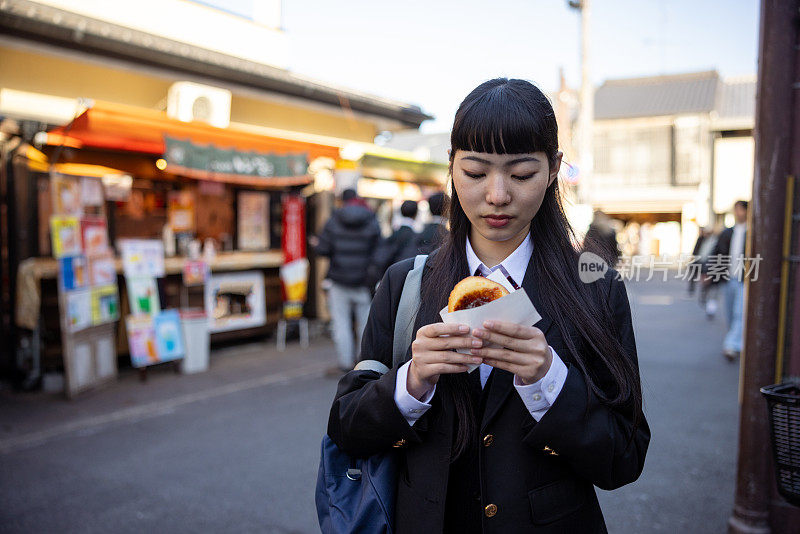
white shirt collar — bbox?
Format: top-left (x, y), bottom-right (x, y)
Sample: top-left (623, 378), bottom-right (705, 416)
top-left (394, 216), bottom-right (416, 230)
top-left (466, 232), bottom-right (533, 286)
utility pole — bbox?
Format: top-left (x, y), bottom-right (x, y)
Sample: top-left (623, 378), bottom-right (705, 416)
top-left (729, 0), bottom-right (800, 531)
top-left (568, 0), bottom-right (593, 206)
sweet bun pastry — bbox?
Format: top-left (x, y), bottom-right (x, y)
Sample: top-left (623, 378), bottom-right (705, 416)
top-left (448, 276), bottom-right (509, 313)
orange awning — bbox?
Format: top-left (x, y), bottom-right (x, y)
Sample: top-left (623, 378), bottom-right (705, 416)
top-left (46, 101), bottom-right (341, 161)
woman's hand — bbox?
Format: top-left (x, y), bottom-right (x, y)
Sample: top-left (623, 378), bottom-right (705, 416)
top-left (407, 323), bottom-right (483, 400)
top-left (470, 320), bottom-right (552, 385)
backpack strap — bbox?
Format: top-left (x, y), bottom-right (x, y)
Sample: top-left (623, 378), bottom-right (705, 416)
top-left (392, 254), bottom-right (428, 369)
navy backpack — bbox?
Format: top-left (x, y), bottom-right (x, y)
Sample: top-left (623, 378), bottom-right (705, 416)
top-left (315, 255), bottom-right (427, 534)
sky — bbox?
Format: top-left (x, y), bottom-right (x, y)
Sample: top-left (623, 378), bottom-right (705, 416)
top-left (278, 0), bottom-right (760, 134)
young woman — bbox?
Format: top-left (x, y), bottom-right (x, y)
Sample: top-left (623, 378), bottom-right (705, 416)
top-left (327, 78), bottom-right (649, 533)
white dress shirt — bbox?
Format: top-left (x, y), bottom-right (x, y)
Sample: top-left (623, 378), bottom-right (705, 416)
top-left (394, 232), bottom-right (568, 426)
top-left (730, 223), bottom-right (746, 280)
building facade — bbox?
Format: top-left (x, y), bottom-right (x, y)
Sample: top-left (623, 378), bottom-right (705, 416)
top-left (566, 71), bottom-right (755, 256)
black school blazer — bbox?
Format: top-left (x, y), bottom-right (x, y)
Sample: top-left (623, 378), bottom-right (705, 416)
top-left (327, 253), bottom-right (650, 534)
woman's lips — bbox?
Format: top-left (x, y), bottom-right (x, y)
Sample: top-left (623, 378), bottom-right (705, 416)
top-left (483, 215), bottom-right (511, 228)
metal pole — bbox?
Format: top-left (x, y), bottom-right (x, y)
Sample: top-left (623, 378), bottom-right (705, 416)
top-left (728, 1), bottom-right (798, 532)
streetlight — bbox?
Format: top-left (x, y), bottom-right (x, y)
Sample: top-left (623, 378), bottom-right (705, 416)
top-left (567, 0), bottom-right (593, 207)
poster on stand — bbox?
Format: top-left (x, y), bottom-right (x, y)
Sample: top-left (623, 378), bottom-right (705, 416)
top-left (80, 217), bottom-right (109, 257)
top-left (204, 271), bottom-right (265, 333)
top-left (65, 289), bottom-right (92, 332)
top-left (50, 216), bottom-right (82, 258)
top-left (80, 177), bottom-right (105, 207)
top-left (153, 310), bottom-right (185, 362)
top-left (120, 239), bottom-right (165, 278)
top-left (126, 276), bottom-right (160, 315)
top-left (126, 314), bottom-right (157, 368)
top-left (59, 255), bottom-right (88, 291)
top-left (91, 285), bottom-right (119, 324)
top-left (237, 191), bottom-right (269, 250)
top-left (88, 254), bottom-right (117, 286)
top-left (51, 174), bottom-right (82, 216)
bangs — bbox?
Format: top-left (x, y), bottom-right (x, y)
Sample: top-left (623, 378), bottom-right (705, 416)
top-left (450, 80), bottom-right (556, 157)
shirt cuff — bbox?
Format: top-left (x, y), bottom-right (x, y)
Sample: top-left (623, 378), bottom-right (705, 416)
top-left (513, 346), bottom-right (568, 421)
top-left (394, 361), bottom-right (435, 426)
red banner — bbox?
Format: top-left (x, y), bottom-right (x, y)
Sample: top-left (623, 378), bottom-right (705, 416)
top-left (281, 195), bottom-right (306, 263)
top-left (280, 195), bottom-right (308, 319)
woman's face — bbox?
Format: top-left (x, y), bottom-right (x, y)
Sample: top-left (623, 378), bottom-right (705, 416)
top-left (452, 150), bottom-right (562, 245)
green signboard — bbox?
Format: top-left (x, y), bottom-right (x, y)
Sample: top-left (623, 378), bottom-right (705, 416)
top-left (164, 136), bottom-right (309, 178)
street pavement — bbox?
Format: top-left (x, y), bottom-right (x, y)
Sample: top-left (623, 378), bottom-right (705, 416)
top-left (0, 276), bottom-right (740, 533)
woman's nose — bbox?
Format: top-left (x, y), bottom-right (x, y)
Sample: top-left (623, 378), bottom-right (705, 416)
top-left (485, 174), bottom-right (511, 206)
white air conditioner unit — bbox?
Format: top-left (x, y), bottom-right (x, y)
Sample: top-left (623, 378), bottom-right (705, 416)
top-left (167, 82), bottom-right (232, 128)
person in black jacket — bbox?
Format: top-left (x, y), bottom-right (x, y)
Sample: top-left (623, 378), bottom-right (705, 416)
top-left (583, 210), bottom-right (620, 267)
top-left (417, 191), bottom-right (447, 255)
top-left (327, 78), bottom-right (649, 533)
top-left (367, 200), bottom-right (420, 288)
top-left (314, 189), bottom-right (381, 372)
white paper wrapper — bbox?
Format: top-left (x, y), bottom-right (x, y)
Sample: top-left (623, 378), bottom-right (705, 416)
top-left (439, 270), bottom-right (542, 372)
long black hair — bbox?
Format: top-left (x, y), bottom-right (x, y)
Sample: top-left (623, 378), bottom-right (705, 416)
top-left (420, 78), bottom-right (643, 459)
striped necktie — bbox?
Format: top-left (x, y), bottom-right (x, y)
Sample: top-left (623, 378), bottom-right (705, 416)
top-left (474, 266), bottom-right (520, 290)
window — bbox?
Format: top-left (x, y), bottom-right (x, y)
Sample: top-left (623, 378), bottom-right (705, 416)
top-left (594, 126), bottom-right (672, 186)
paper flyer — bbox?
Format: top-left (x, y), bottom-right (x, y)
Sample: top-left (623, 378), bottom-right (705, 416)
top-left (50, 216), bottom-right (82, 258)
top-left (126, 314), bottom-right (158, 368)
top-left (88, 254), bottom-right (117, 286)
top-left (80, 217), bottom-right (110, 257)
top-left (65, 289), bottom-right (92, 332)
top-left (59, 255), bottom-right (88, 291)
top-left (153, 309), bottom-right (185, 362)
top-left (51, 174), bottom-right (82, 216)
top-left (120, 239), bottom-right (166, 278)
top-left (80, 177), bottom-right (105, 207)
top-left (91, 284), bottom-right (120, 324)
top-left (126, 276), bottom-right (160, 315)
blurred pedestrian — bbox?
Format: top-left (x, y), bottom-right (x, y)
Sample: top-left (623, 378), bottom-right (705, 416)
top-left (584, 210), bottom-right (620, 266)
top-left (416, 191), bottom-right (447, 254)
top-left (327, 78), bottom-right (648, 532)
top-left (367, 200), bottom-right (420, 288)
top-left (313, 188), bottom-right (381, 373)
top-left (711, 200), bottom-right (748, 361)
top-left (687, 226), bottom-right (716, 297)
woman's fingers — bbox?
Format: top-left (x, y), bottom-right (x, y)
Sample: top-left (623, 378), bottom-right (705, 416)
top-left (481, 357), bottom-right (522, 376)
top-left (417, 349), bottom-right (481, 366)
top-left (418, 322), bottom-right (470, 338)
top-left (481, 320), bottom-right (540, 340)
top-left (431, 335), bottom-right (478, 351)
top-left (470, 346), bottom-right (533, 365)
top-left (429, 362), bottom-right (472, 375)
top-left (471, 328), bottom-right (524, 350)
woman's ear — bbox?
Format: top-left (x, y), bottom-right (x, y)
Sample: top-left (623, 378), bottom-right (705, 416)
top-left (548, 151), bottom-right (564, 187)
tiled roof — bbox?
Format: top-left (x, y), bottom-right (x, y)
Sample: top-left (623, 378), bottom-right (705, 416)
top-left (715, 76), bottom-right (757, 119)
top-left (594, 71), bottom-right (720, 120)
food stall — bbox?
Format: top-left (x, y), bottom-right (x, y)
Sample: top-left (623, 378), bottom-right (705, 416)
top-left (13, 101), bottom-right (339, 386)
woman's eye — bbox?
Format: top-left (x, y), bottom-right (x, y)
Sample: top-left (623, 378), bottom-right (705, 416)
top-left (464, 171), bottom-right (485, 179)
top-left (511, 173), bottom-right (535, 180)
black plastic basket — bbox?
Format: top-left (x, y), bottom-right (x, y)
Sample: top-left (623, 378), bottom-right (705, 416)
top-left (761, 382), bottom-right (800, 507)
